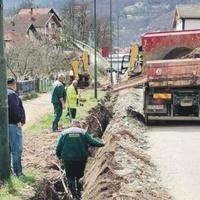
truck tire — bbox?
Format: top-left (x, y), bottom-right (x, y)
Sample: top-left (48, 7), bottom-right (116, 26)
top-left (145, 113), bottom-right (150, 126)
top-left (144, 85), bottom-right (150, 126)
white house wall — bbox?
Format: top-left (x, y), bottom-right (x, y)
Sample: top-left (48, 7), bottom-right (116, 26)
top-left (176, 19), bottom-right (183, 30)
top-left (184, 19), bottom-right (200, 30)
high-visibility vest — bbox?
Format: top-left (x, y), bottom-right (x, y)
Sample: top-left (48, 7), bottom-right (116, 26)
top-left (67, 84), bottom-right (78, 108)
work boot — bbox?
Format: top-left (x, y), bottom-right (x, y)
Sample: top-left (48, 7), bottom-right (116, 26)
top-left (52, 122), bottom-right (58, 132)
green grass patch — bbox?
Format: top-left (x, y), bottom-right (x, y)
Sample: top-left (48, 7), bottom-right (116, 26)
top-left (26, 89), bottom-right (106, 135)
top-left (0, 169), bottom-right (39, 200)
top-left (22, 92), bottom-right (39, 101)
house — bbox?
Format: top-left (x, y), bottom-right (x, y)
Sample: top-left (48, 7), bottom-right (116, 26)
top-left (16, 8), bottom-right (62, 39)
top-left (4, 22), bottom-right (38, 49)
top-left (173, 4), bottom-right (200, 30)
top-left (5, 7), bottom-right (62, 49)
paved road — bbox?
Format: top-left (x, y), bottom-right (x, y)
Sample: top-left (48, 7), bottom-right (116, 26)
top-left (23, 93), bottom-right (52, 130)
top-left (147, 125), bottom-right (200, 200)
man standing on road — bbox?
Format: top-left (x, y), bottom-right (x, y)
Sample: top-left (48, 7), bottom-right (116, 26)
top-left (51, 74), bottom-right (66, 132)
top-left (66, 80), bottom-right (79, 119)
top-left (7, 78), bottom-right (26, 177)
top-left (56, 120), bottom-right (104, 199)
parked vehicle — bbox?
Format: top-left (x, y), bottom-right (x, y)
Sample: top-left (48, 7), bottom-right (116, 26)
top-left (143, 29), bottom-right (200, 123)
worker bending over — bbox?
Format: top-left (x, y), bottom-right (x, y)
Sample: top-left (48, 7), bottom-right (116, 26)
top-left (56, 120), bottom-right (104, 199)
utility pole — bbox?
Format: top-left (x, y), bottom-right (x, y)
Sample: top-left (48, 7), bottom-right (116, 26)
top-left (94, 0), bottom-right (97, 98)
top-left (110, 0), bottom-right (113, 84)
top-left (0, 0), bottom-right (10, 181)
top-left (117, 15), bottom-right (120, 79)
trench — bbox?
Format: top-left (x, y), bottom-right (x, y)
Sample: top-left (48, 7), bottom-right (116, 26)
top-left (30, 89), bottom-right (171, 200)
top-left (31, 94), bottom-right (114, 200)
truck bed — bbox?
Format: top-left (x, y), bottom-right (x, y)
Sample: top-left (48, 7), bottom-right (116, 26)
top-left (146, 58), bottom-right (200, 87)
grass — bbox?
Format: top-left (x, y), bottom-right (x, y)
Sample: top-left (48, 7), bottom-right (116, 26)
top-left (22, 92), bottom-right (38, 101)
top-left (26, 88), bottom-right (106, 135)
top-left (0, 169), bottom-right (39, 200)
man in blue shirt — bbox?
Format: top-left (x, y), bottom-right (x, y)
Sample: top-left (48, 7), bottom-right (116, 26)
top-left (7, 78), bottom-right (25, 177)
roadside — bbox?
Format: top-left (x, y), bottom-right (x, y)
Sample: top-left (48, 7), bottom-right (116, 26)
top-left (23, 93), bottom-right (52, 131)
top-left (148, 125), bottom-right (200, 200)
top-left (81, 88), bottom-right (171, 200)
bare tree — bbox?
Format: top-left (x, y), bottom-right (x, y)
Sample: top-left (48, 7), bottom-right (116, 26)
top-left (6, 38), bottom-right (73, 80)
top-left (61, 1), bottom-right (110, 49)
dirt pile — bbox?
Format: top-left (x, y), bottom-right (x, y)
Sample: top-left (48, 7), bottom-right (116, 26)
top-left (23, 88), bottom-right (171, 200)
top-left (23, 96), bottom-right (113, 200)
top-left (164, 47), bottom-right (200, 59)
top-left (182, 47), bottom-right (200, 58)
top-left (82, 89), bottom-right (171, 200)
top-left (23, 131), bottom-right (59, 180)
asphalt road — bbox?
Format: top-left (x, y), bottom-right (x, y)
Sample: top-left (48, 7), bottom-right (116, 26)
top-left (147, 124), bottom-right (200, 200)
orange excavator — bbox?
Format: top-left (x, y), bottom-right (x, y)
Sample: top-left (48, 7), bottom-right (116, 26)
top-left (67, 50), bottom-right (90, 88)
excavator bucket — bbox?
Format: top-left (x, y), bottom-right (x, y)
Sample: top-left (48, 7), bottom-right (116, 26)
top-left (82, 51), bottom-right (90, 73)
top-left (128, 44), bottom-right (142, 78)
top-left (66, 51), bottom-right (90, 88)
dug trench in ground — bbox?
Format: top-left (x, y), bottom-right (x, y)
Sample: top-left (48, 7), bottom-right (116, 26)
top-left (23, 95), bottom-right (112, 200)
top-left (24, 88), bottom-right (171, 200)
top-left (81, 88), bottom-right (172, 200)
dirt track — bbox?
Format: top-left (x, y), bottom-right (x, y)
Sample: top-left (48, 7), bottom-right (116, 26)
top-left (23, 93), bottom-right (52, 130)
top-left (148, 125), bottom-right (200, 200)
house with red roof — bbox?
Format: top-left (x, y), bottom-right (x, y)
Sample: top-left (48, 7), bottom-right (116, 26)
top-left (5, 8), bottom-right (62, 48)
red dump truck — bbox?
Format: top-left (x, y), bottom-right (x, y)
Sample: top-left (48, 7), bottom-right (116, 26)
top-left (143, 29), bottom-right (200, 123)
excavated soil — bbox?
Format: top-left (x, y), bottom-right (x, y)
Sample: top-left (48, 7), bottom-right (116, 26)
top-left (164, 47), bottom-right (193, 59)
top-left (81, 89), bottom-right (171, 200)
top-left (182, 47), bottom-right (200, 58)
top-left (164, 47), bottom-right (200, 59)
top-left (23, 88), bottom-right (171, 200)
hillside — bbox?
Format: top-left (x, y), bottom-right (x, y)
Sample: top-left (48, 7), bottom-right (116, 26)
top-left (4, 0), bottom-right (200, 47)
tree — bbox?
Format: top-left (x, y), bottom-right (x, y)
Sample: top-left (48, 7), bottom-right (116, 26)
top-left (6, 38), bottom-right (73, 80)
top-left (61, 1), bottom-right (110, 49)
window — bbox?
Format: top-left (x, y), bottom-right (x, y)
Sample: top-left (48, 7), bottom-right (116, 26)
top-left (51, 22), bottom-right (55, 29)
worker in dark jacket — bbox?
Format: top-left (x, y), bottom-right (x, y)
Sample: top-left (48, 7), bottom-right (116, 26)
top-left (51, 74), bottom-right (66, 132)
top-left (56, 120), bottom-right (104, 199)
top-left (7, 78), bottom-right (26, 177)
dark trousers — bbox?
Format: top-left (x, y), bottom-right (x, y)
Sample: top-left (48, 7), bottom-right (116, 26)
top-left (52, 103), bottom-right (63, 131)
top-left (66, 108), bottom-right (77, 119)
top-left (64, 160), bottom-right (86, 198)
